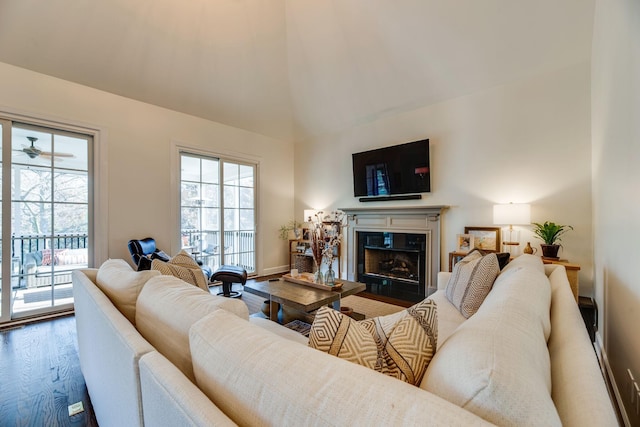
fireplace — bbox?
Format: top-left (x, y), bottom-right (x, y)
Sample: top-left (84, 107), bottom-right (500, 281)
top-left (358, 232), bottom-right (426, 302)
top-left (341, 206), bottom-right (446, 305)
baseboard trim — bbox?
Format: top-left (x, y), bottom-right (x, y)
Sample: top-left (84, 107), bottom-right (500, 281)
top-left (596, 331), bottom-right (630, 426)
top-left (262, 265), bottom-right (289, 276)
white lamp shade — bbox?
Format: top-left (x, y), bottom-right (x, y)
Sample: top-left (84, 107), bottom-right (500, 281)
top-left (493, 203), bottom-right (531, 225)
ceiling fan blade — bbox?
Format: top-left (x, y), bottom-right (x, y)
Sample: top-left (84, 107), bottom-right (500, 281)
top-left (39, 151), bottom-right (75, 158)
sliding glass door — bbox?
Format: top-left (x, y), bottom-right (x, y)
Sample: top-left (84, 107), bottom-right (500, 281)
top-left (0, 120), bottom-right (92, 323)
top-left (180, 152), bottom-right (256, 275)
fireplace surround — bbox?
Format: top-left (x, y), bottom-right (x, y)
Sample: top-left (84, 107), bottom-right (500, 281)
top-left (341, 206), bottom-right (447, 304)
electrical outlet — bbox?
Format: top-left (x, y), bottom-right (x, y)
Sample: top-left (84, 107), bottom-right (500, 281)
top-left (68, 401), bottom-right (84, 417)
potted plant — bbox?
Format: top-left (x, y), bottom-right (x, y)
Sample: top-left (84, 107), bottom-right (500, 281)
top-left (531, 221), bottom-right (573, 259)
top-left (278, 220), bottom-right (303, 240)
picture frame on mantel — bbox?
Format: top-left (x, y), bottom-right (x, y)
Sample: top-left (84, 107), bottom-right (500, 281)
top-left (464, 226), bottom-right (501, 252)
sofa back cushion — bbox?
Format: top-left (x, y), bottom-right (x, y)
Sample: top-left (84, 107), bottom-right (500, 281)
top-left (135, 275), bottom-right (249, 382)
top-left (421, 264), bottom-right (560, 426)
top-left (95, 259), bottom-right (160, 324)
top-left (501, 253), bottom-right (545, 275)
top-left (189, 309), bottom-right (492, 426)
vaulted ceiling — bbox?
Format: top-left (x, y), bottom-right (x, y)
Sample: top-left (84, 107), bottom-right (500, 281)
top-left (0, 0), bottom-right (595, 142)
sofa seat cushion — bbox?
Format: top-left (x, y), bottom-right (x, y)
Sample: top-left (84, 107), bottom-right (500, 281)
top-left (445, 250), bottom-right (500, 318)
top-left (135, 275), bottom-right (249, 382)
top-left (428, 290), bottom-right (466, 349)
top-left (151, 250), bottom-right (208, 291)
top-left (308, 298), bottom-right (438, 386)
top-left (421, 262), bottom-right (559, 426)
top-left (95, 259), bottom-right (160, 324)
top-left (189, 309), bottom-right (492, 426)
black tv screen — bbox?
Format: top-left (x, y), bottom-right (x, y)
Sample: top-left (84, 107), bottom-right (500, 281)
top-left (352, 139), bottom-right (430, 197)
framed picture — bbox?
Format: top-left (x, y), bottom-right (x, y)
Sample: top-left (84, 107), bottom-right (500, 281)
top-left (456, 234), bottom-right (474, 253)
top-left (464, 226), bottom-right (501, 252)
top-left (302, 228), bottom-right (310, 241)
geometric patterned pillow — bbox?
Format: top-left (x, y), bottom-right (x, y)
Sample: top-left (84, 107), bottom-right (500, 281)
top-left (309, 298), bottom-right (438, 386)
top-left (151, 250), bottom-right (209, 292)
top-left (445, 250), bottom-right (500, 318)
top-left (308, 306), bottom-right (379, 370)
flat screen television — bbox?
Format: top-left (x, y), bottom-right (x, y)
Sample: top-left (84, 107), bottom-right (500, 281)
top-left (352, 139), bottom-right (430, 199)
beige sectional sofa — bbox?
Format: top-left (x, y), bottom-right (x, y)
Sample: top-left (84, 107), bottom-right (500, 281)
top-left (72, 255), bottom-right (617, 426)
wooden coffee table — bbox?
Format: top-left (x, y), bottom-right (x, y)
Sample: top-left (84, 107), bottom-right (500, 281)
top-left (244, 278), bottom-right (366, 323)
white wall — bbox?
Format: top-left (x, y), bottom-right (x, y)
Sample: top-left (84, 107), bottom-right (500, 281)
top-left (0, 62), bottom-right (295, 275)
top-left (592, 0), bottom-right (640, 424)
top-left (295, 62), bottom-right (593, 293)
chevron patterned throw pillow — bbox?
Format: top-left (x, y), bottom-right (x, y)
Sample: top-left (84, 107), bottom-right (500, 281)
top-left (445, 250), bottom-right (500, 318)
top-left (309, 298), bottom-right (438, 385)
top-left (151, 250), bottom-right (209, 292)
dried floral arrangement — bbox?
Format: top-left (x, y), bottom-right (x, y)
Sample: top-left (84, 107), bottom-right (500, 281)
top-left (307, 210), bottom-right (345, 268)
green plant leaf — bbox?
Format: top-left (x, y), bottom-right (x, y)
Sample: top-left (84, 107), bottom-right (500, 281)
top-left (531, 221), bottom-right (573, 245)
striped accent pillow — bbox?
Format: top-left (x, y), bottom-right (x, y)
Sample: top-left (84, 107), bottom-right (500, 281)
top-left (151, 250), bottom-right (209, 291)
top-left (309, 298), bottom-right (438, 385)
top-left (445, 250), bottom-right (500, 318)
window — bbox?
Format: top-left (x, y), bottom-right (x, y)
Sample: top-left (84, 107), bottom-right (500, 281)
top-left (180, 152), bottom-right (256, 275)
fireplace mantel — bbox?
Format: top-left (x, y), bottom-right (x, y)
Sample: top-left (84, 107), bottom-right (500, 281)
top-left (339, 206), bottom-right (448, 299)
top-left (341, 206), bottom-right (447, 220)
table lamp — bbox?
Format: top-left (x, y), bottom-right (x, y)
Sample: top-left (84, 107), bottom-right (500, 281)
top-left (493, 203), bottom-right (531, 253)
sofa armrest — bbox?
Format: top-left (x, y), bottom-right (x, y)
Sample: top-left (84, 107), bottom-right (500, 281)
top-left (72, 269), bottom-right (155, 427)
top-left (547, 266), bottom-right (618, 426)
top-left (139, 351), bottom-right (237, 427)
top-left (437, 271), bottom-right (451, 290)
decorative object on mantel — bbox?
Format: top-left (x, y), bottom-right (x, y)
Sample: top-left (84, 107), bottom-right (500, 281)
top-left (279, 220), bottom-right (303, 240)
top-left (531, 221), bottom-right (573, 259)
top-left (493, 203), bottom-right (531, 254)
top-left (307, 210), bottom-right (345, 286)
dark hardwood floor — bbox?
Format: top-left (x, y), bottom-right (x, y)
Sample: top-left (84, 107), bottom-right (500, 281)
top-left (0, 276), bottom-right (274, 426)
top-left (0, 314), bottom-right (98, 427)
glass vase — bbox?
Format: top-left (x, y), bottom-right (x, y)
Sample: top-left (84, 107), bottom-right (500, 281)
top-left (313, 260), bottom-right (324, 284)
top-left (325, 265), bottom-right (336, 286)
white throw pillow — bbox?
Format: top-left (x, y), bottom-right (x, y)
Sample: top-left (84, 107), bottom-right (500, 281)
top-left (95, 259), bottom-right (160, 324)
top-left (445, 250), bottom-right (499, 318)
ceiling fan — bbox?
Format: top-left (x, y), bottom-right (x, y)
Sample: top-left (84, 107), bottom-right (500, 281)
top-left (15, 136), bottom-right (75, 160)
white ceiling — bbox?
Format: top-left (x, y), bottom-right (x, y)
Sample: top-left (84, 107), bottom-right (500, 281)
top-left (0, 0), bottom-right (595, 142)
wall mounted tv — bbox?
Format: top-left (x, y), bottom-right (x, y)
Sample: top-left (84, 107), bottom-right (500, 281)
top-left (352, 139), bottom-right (430, 201)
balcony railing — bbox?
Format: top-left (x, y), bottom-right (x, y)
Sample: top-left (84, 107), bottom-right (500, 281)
top-left (181, 229), bottom-right (255, 273)
top-left (7, 233), bottom-right (89, 289)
